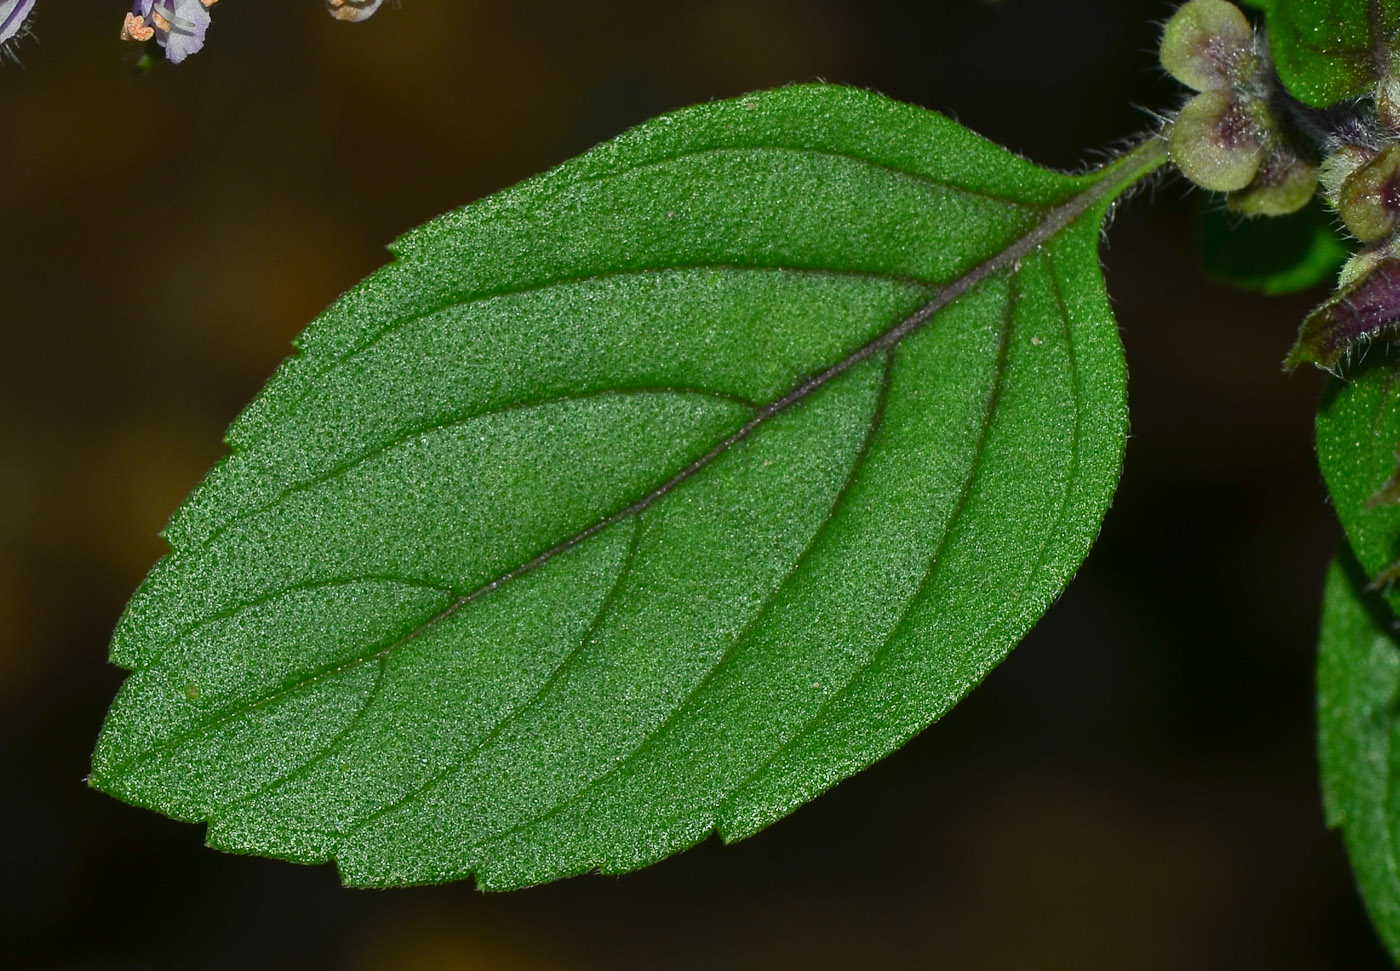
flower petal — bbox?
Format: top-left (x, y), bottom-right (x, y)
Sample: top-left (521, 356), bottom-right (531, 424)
top-left (0, 0), bottom-right (37, 47)
top-left (326, 0), bottom-right (385, 23)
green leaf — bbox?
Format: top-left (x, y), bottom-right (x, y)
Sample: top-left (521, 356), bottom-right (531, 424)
top-left (1197, 197), bottom-right (1347, 296)
top-left (1316, 356), bottom-right (1400, 595)
top-left (1261, 0), bottom-right (1400, 106)
top-left (1317, 550), bottom-right (1400, 962)
top-left (89, 84), bottom-right (1164, 889)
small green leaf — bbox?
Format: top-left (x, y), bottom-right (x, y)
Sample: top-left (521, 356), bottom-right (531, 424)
top-left (1198, 197), bottom-right (1347, 295)
top-left (1317, 550), bottom-right (1400, 962)
top-left (90, 84), bottom-right (1164, 889)
top-left (1316, 355), bottom-right (1400, 596)
top-left (1261, 0), bottom-right (1400, 106)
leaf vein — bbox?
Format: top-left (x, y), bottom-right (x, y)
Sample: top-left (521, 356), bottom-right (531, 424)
top-left (231, 134), bottom-right (1055, 482)
top-left (716, 267), bottom-right (1023, 815)
top-left (186, 387), bottom-right (762, 556)
top-left (103, 651), bottom-right (389, 789)
top-left (130, 575), bottom-right (457, 675)
top-left (328, 517), bottom-right (644, 844)
top-left (126, 137), bottom-right (1155, 839)
top-left (456, 349), bottom-right (897, 854)
top-left (225, 260), bottom-right (936, 480)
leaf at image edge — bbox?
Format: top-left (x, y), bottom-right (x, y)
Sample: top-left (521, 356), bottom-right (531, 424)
top-left (89, 84), bottom-right (1162, 889)
top-left (1197, 197), bottom-right (1347, 296)
top-left (1318, 551), bottom-right (1400, 961)
top-left (1263, 0), bottom-right (1400, 106)
top-left (1316, 360), bottom-right (1400, 607)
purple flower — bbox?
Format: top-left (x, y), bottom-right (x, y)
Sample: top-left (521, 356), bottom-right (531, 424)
top-left (112, 0), bottom-right (389, 66)
top-left (0, 0), bottom-right (37, 50)
top-left (121, 0), bottom-right (214, 64)
top-left (326, 0), bottom-right (385, 22)
top-left (1287, 257), bottom-right (1400, 373)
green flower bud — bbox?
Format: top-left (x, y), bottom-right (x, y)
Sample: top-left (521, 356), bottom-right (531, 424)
top-left (1338, 143), bottom-right (1400, 242)
top-left (1319, 144), bottom-right (1375, 206)
top-left (1228, 145), bottom-right (1319, 216)
top-left (1160, 0), bottom-right (1257, 92)
top-left (1169, 90), bottom-right (1264, 191)
top-left (1338, 245), bottom-right (1389, 290)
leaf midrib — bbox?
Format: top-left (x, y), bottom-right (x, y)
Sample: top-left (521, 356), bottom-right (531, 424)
top-left (340, 236), bottom-right (1075, 867)
top-left (178, 138), bottom-right (1079, 551)
top-left (106, 138), bottom-right (1163, 797)
top-left (177, 263), bottom-right (931, 555)
top-left (327, 351), bottom-right (899, 849)
top-left (437, 283), bottom-right (1018, 860)
top-left (465, 244), bottom-right (1072, 860)
top-left (1371, 0), bottom-right (1390, 67)
top-left (334, 141), bottom-right (1149, 639)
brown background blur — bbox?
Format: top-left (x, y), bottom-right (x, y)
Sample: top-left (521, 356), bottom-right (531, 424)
top-left (0, 0), bottom-right (1389, 967)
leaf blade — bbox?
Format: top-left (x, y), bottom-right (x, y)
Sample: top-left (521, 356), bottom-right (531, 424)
top-left (1262, 0), bottom-right (1400, 106)
top-left (1317, 551), bottom-right (1400, 961)
top-left (92, 84), bottom-right (1162, 888)
top-left (1316, 358), bottom-right (1400, 600)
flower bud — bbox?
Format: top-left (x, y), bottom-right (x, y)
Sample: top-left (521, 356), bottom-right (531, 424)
top-left (1160, 0), bottom-right (1257, 92)
top-left (1339, 244), bottom-right (1392, 289)
top-left (1228, 145), bottom-right (1319, 216)
top-left (1338, 143), bottom-right (1400, 242)
top-left (1319, 144), bottom-right (1376, 205)
top-left (1286, 247), bottom-right (1400, 372)
top-left (1170, 90), bottom-right (1264, 192)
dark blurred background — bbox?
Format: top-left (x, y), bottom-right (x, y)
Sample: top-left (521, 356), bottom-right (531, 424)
top-left (0, 0), bottom-right (1387, 967)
